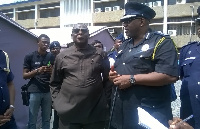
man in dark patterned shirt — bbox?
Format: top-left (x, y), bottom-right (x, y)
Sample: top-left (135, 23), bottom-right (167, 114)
top-left (50, 24), bottom-right (111, 129)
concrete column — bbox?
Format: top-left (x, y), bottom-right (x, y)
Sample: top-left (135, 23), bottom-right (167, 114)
top-left (60, 0), bottom-right (65, 28)
top-left (91, 0), bottom-right (94, 26)
top-left (163, 0), bottom-right (168, 34)
top-left (34, 4), bottom-right (39, 29)
top-left (13, 8), bottom-right (18, 21)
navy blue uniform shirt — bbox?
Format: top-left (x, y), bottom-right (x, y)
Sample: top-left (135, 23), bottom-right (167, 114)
top-left (111, 31), bottom-right (179, 129)
top-left (179, 41), bottom-right (200, 128)
top-left (0, 50), bottom-right (14, 115)
top-left (107, 50), bottom-right (117, 61)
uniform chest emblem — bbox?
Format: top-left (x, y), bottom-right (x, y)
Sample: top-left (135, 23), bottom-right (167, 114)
top-left (141, 44), bottom-right (149, 52)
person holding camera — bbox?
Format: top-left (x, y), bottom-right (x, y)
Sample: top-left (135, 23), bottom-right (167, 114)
top-left (23, 34), bottom-right (55, 129)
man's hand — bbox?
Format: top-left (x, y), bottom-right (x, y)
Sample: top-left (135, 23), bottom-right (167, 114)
top-left (38, 66), bottom-right (52, 74)
top-left (168, 117), bottom-right (194, 129)
top-left (109, 70), bottom-right (119, 82)
top-left (0, 115), bottom-right (10, 126)
top-left (4, 108), bottom-right (14, 118)
top-left (113, 75), bottom-right (131, 89)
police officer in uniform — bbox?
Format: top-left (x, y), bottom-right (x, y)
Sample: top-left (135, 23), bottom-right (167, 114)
top-left (0, 50), bottom-right (17, 129)
top-left (179, 7), bottom-right (200, 129)
top-left (109, 2), bottom-right (179, 129)
top-left (107, 33), bottom-right (125, 62)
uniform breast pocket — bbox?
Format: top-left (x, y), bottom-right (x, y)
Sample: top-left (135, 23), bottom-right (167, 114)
top-left (181, 59), bottom-right (195, 77)
top-left (131, 56), bottom-right (154, 74)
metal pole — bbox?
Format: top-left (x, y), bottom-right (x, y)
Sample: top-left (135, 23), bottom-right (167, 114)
top-left (108, 87), bottom-right (118, 129)
top-left (189, 5), bottom-right (194, 43)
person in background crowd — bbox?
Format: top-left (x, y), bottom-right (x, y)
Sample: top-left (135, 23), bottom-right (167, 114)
top-left (49, 41), bottom-right (61, 129)
top-left (50, 24), bottom-right (111, 129)
top-left (108, 2), bottom-right (178, 129)
top-left (107, 33), bottom-right (125, 62)
top-left (179, 7), bottom-right (200, 129)
top-left (23, 34), bottom-right (55, 129)
top-left (50, 41), bottom-right (61, 56)
top-left (168, 117), bottom-right (194, 129)
top-left (0, 50), bottom-right (17, 129)
top-left (91, 40), bottom-right (104, 50)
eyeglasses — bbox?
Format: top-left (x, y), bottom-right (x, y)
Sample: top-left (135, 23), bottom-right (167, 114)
top-left (72, 29), bottom-right (89, 34)
top-left (122, 17), bottom-right (141, 24)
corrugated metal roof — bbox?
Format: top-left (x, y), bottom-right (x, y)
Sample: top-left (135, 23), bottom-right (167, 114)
top-left (0, 12), bottom-right (37, 38)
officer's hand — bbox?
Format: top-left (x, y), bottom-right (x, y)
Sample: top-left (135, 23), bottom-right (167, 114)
top-left (168, 117), bottom-right (194, 129)
top-left (4, 108), bottom-right (14, 118)
top-left (109, 70), bottom-right (119, 82)
top-left (0, 115), bottom-right (10, 126)
top-left (113, 75), bottom-right (131, 89)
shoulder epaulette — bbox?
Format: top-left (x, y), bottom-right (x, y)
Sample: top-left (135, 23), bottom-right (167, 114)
top-left (2, 51), bottom-right (10, 74)
top-left (181, 41), bottom-right (199, 49)
top-left (153, 31), bottom-right (171, 38)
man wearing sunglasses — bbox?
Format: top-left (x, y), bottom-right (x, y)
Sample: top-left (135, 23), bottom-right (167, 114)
top-left (109, 2), bottom-right (179, 129)
top-left (50, 24), bottom-right (111, 129)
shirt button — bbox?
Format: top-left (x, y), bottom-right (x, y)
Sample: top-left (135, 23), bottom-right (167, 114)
top-left (123, 63), bottom-right (125, 65)
top-left (198, 82), bottom-right (200, 85)
top-left (3, 100), bottom-right (5, 102)
top-left (153, 106), bottom-right (155, 108)
top-left (196, 95), bottom-right (198, 99)
top-left (1, 87), bottom-right (3, 89)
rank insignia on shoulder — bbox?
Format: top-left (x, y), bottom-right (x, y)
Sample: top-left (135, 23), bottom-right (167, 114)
top-left (118, 50), bottom-right (122, 54)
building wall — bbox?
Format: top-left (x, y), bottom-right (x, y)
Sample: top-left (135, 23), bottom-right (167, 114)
top-left (17, 17), bottom-right (60, 28)
top-left (0, 0), bottom-right (200, 48)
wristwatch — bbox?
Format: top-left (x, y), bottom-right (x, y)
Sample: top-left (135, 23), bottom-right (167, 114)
top-left (9, 105), bottom-right (15, 109)
top-left (129, 75), bottom-right (136, 85)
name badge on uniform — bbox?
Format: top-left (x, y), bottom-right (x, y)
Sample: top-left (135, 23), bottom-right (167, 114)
top-left (141, 44), bottom-right (149, 52)
top-left (185, 57), bottom-right (196, 60)
top-left (35, 62), bottom-right (40, 65)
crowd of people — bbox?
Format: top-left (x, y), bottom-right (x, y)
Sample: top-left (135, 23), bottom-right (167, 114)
top-left (1, 1), bottom-right (200, 129)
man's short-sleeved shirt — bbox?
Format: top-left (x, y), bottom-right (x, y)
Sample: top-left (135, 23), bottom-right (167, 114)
top-left (0, 50), bottom-right (14, 114)
top-left (114, 31), bottom-right (179, 101)
top-left (23, 51), bottom-right (55, 92)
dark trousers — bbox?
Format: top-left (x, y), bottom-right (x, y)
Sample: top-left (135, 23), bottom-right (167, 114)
top-left (52, 110), bottom-right (59, 129)
top-left (0, 115), bottom-right (17, 129)
top-left (59, 120), bottom-right (106, 129)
